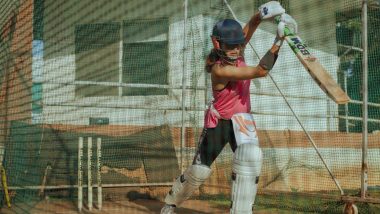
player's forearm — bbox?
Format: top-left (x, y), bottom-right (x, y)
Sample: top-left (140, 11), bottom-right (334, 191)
top-left (240, 66), bottom-right (267, 79)
top-left (213, 64), bottom-right (266, 80)
top-left (258, 45), bottom-right (280, 74)
top-left (270, 43), bottom-right (281, 55)
top-left (243, 12), bottom-right (261, 44)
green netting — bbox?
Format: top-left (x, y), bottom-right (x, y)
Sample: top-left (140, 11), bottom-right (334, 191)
top-left (1, 121), bottom-right (179, 212)
top-left (0, 0), bottom-right (379, 213)
top-left (3, 120), bottom-right (179, 183)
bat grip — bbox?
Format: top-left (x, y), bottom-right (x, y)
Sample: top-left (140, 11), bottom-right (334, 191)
top-left (274, 15), bottom-right (294, 37)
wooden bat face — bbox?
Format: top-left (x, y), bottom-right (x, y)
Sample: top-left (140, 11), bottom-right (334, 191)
top-left (284, 33), bottom-right (350, 104)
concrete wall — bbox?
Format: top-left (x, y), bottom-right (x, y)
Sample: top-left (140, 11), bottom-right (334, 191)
top-left (41, 11), bottom-right (340, 131)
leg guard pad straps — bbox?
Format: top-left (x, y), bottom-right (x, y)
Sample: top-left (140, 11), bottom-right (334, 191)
top-left (165, 164), bottom-right (212, 206)
top-left (230, 143), bottom-right (263, 214)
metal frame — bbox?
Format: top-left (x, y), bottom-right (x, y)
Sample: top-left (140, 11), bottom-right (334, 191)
top-left (361, 0), bottom-right (369, 199)
top-left (181, 0), bottom-right (189, 173)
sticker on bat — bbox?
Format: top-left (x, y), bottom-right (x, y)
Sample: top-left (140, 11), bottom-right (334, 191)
top-left (290, 37), bottom-right (316, 61)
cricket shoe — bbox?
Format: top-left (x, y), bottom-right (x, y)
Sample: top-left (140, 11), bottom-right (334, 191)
top-left (160, 204), bottom-right (176, 214)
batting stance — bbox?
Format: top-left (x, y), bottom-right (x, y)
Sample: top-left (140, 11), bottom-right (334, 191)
top-left (161, 2), bottom-right (297, 213)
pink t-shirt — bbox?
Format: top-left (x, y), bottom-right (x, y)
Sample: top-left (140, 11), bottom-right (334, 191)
top-left (204, 58), bottom-right (251, 128)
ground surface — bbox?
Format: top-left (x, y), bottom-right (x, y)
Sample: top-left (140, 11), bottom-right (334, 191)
top-left (2, 197), bottom-right (380, 214)
top-left (1, 199), bottom-right (228, 214)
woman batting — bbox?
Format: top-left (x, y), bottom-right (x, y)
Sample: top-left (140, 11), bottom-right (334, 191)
top-left (161, 1), bottom-right (297, 213)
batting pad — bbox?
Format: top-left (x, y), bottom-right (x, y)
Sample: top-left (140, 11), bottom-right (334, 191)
top-left (165, 164), bottom-right (212, 206)
top-left (230, 143), bottom-right (263, 214)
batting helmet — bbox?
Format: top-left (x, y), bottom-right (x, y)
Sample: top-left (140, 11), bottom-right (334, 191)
top-left (211, 19), bottom-right (245, 49)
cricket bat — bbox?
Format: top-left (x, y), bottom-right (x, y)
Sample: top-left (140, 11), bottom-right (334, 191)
top-left (276, 17), bottom-right (350, 104)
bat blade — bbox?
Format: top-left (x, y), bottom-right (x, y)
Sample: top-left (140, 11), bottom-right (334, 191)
top-left (285, 35), bottom-right (350, 104)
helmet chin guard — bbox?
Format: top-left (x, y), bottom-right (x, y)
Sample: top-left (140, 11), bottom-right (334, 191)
top-left (214, 49), bottom-right (240, 65)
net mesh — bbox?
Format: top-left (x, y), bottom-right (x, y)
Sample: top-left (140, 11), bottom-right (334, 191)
top-left (0, 0), bottom-right (379, 213)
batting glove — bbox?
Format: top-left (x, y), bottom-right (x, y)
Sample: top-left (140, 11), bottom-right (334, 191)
top-left (258, 1), bottom-right (285, 20)
top-left (278, 13), bottom-right (298, 36)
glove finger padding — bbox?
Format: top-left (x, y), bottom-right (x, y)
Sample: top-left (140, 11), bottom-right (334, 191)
top-left (279, 13), bottom-right (298, 34)
top-left (274, 21), bottom-right (285, 47)
top-left (258, 1), bottom-right (285, 20)
top-left (277, 21), bottom-right (286, 38)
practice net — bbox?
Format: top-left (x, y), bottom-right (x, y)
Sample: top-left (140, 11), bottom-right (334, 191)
top-left (0, 0), bottom-right (379, 213)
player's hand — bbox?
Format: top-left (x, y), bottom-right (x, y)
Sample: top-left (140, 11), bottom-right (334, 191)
top-left (274, 21), bottom-right (285, 47)
top-left (258, 1), bottom-right (285, 20)
top-left (278, 13), bottom-right (298, 36)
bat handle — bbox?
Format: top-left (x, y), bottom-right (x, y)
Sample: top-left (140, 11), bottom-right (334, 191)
top-left (274, 15), bottom-right (295, 37)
